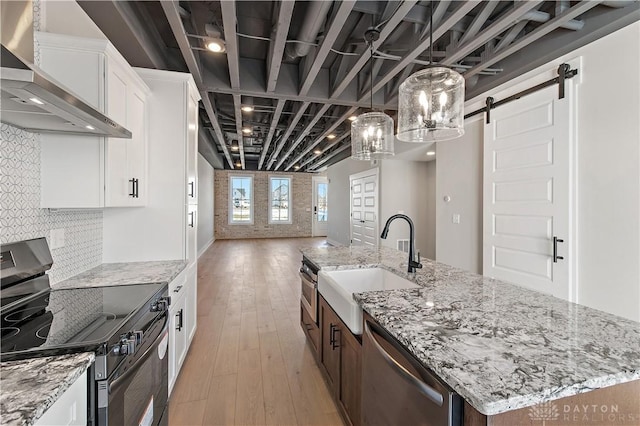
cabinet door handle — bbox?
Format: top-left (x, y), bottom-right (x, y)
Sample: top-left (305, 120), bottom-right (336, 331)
top-left (188, 211), bottom-right (195, 228)
top-left (129, 178), bottom-right (136, 197)
top-left (553, 236), bottom-right (564, 263)
top-left (176, 309), bottom-right (183, 331)
top-left (134, 178), bottom-right (139, 198)
top-left (330, 323), bottom-right (340, 350)
top-left (188, 181), bottom-right (195, 198)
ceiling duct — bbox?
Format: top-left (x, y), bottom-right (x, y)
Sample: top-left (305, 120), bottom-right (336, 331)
top-left (285, 1), bottom-right (332, 59)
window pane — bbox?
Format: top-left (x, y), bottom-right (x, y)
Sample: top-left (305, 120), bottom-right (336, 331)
top-left (317, 183), bottom-right (328, 222)
top-left (270, 177), bottom-right (291, 222)
top-left (231, 177), bottom-right (252, 222)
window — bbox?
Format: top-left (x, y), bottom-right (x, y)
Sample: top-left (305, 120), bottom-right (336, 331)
top-left (269, 176), bottom-right (292, 224)
top-left (317, 182), bottom-right (328, 222)
top-left (229, 176), bottom-right (253, 224)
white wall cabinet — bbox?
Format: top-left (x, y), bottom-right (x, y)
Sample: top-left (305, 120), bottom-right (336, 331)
top-left (35, 371), bottom-right (87, 426)
top-left (37, 32), bottom-right (149, 208)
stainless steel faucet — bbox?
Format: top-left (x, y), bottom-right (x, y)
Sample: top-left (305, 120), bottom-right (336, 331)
top-left (380, 214), bottom-right (423, 273)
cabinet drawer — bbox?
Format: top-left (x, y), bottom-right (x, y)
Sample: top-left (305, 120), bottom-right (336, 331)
top-left (300, 302), bottom-right (320, 357)
top-left (169, 269), bottom-right (187, 298)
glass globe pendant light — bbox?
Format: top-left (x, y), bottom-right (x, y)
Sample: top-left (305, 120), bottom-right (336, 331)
top-left (397, 1), bottom-right (465, 142)
top-left (351, 28), bottom-right (395, 160)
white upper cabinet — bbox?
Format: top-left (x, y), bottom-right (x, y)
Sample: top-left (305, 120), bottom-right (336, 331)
top-left (37, 32), bottom-right (149, 208)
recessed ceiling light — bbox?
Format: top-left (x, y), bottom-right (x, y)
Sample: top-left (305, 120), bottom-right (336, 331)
top-left (426, 151), bottom-right (436, 156)
top-left (313, 149), bottom-right (322, 155)
top-left (348, 115), bottom-right (357, 121)
top-left (294, 165), bottom-right (301, 170)
top-left (231, 145), bottom-right (239, 151)
top-left (242, 127), bottom-right (252, 134)
top-left (206, 40), bottom-right (225, 53)
top-left (235, 161), bottom-right (242, 167)
top-left (327, 134), bottom-right (336, 139)
top-left (241, 106), bottom-right (254, 112)
top-left (29, 97), bottom-right (44, 105)
top-left (85, 125), bottom-right (95, 130)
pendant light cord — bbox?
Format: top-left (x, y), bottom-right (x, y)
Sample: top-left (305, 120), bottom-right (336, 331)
top-left (369, 41), bottom-right (374, 111)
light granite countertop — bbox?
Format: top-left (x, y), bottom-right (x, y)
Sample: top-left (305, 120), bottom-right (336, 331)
top-left (0, 353), bottom-right (95, 426)
top-left (54, 260), bottom-right (187, 289)
top-left (301, 245), bottom-right (640, 416)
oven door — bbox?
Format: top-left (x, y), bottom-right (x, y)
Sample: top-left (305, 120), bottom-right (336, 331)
top-left (98, 314), bottom-right (169, 426)
top-left (300, 270), bottom-right (317, 323)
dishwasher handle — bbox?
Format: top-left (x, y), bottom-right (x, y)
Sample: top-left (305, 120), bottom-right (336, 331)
top-left (364, 320), bottom-right (444, 407)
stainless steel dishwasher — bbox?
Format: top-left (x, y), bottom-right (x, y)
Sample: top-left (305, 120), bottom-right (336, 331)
top-left (362, 319), bottom-right (463, 426)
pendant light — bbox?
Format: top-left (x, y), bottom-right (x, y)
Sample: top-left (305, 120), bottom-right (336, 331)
top-left (397, 1), bottom-right (465, 142)
top-left (351, 28), bottom-right (395, 160)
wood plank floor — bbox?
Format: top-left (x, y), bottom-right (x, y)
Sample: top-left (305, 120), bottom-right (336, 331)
top-left (169, 238), bottom-right (345, 426)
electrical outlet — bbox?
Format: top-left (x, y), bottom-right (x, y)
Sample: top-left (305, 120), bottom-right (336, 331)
top-left (452, 214), bottom-right (461, 224)
top-left (50, 228), bottom-right (65, 249)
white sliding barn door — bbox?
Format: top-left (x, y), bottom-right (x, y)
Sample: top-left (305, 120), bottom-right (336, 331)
top-left (483, 84), bottom-right (574, 301)
top-left (350, 169), bottom-right (379, 247)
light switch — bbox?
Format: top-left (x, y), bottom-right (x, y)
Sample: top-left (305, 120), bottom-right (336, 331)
top-left (452, 214), bottom-right (461, 224)
top-left (50, 228), bottom-right (65, 249)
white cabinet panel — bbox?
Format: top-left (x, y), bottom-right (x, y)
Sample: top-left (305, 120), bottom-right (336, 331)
top-left (186, 263), bottom-right (197, 343)
top-left (186, 90), bottom-right (198, 206)
top-left (35, 371), bottom-right (87, 426)
top-left (168, 291), bottom-right (187, 395)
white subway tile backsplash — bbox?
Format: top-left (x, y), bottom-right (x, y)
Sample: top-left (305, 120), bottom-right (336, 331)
top-left (0, 124), bottom-right (102, 284)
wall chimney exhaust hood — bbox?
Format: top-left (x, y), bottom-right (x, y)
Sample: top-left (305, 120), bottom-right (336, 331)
top-left (0, 1), bottom-right (131, 138)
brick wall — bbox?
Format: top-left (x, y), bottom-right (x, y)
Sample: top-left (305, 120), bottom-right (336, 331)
top-left (214, 170), bottom-right (313, 239)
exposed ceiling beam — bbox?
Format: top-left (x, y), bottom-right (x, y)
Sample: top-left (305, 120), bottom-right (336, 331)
top-left (161, 1), bottom-right (233, 169)
top-left (366, 1), bottom-right (481, 99)
top-left (465, 1), bottom-right (602, 79)
top-left (275, 104), bottom-right (332, 170)
top-left (351, 2), bottom-right (430, 26)
top-left (299, 131), bottom-right (350, 168)
top-left (258, 99), bottom-right (285, 169)
top-left (494, 20), bottom-right (528, 52)
top-left (202, 93), bottom-right (234, 169)
top-left (299, 0), bottom-right (356, 96)
top-left (232, 94), bottom-right (246, 168)
top-left (266, 1), bottom-right (295, 92)
top-left (267, 101), bottom-right (311, 169)
top-left (331, 1), bottom-right (419, 99)
top-left (457, 1), bottom-right (499, 46)
top-left (161, 1), bottom-right (202, 84)
top-left (441, 1), bottom-right (544, 66)
top-left (308, 143), bottom-right (351, 171)
top-left (198, 125), bottom-right (224, 169)
top-left (285, 106), bottom-right (357, 170)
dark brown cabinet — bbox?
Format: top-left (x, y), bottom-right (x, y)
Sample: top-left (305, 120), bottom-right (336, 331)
top-left (317, 295), bottom-right (361, 426)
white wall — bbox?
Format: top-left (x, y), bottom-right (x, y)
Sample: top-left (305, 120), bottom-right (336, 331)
top-left (38, 0), bottom-right (107, 40)
top-left (438, 22), bottom-right (640, 321)
top-left (379, 160), bottom-right (435, 259)
top-left (197, 154), bottom-right (214, 256)
top-left (326, 159), bottom-right (378, 246)
top-left (435, 119), bottom-right (483, 273)
top-left (326, 157), bottom-right (437, 257)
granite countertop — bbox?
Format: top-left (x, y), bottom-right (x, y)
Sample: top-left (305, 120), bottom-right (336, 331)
top-left (0, 352), bottom-right (95, 426)
top-left (301, 245), bottom-right (640, 416)
top-left (54, 260), bottom-right (188, 289)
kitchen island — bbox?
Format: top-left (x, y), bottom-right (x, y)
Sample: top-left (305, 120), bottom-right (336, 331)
top-left (301, 245), bottom-right (640, 424)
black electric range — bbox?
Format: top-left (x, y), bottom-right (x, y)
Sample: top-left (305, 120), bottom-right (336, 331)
top-left (1, 238), bottom-right (171, 425)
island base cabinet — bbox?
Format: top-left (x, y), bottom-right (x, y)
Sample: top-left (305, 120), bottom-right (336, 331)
top-left (466, 379), bottom-right (640, 426)
top-left (317, 295), bottom-right (361, 426)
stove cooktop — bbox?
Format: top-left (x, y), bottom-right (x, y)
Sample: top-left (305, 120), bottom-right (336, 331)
top-left (0, 283), bottom-right (166, 360)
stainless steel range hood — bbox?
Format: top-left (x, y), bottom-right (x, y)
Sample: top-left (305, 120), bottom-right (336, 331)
top-left (0, 1), bottom-right (131, 138)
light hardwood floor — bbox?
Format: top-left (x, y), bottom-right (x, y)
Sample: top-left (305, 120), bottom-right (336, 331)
top-left (169, 238), bottom-right (345, 426)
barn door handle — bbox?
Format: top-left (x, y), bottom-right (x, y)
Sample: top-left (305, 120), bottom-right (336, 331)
top-left (553, 236), bottom-right (564, 263)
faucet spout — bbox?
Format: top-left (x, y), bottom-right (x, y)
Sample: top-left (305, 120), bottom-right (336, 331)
top-left (380, 214), bottom-right (423, 273)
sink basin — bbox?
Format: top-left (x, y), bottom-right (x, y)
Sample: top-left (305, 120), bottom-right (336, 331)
top-left (318, 268), bottom-right (419, 335)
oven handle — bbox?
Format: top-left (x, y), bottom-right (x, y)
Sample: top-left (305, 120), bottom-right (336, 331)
top-left (109, 314), bottom-right (168, 393)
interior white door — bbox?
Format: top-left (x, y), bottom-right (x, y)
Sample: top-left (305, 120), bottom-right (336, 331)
top-left (312, 176), bottom-right (328, 237)
top-left (483, 84), bottom-right (573, 301)
top-left (350, 169), bottom-right (379, 247)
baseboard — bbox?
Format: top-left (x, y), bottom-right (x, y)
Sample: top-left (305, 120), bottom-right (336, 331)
top-left (198, 237), bottom-right (215, 258)
top-left (326, 238), bottom-right (343, 247)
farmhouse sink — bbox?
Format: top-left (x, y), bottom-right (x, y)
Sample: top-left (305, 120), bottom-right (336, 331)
top-left (318, 268), bottom-right (419, 335)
